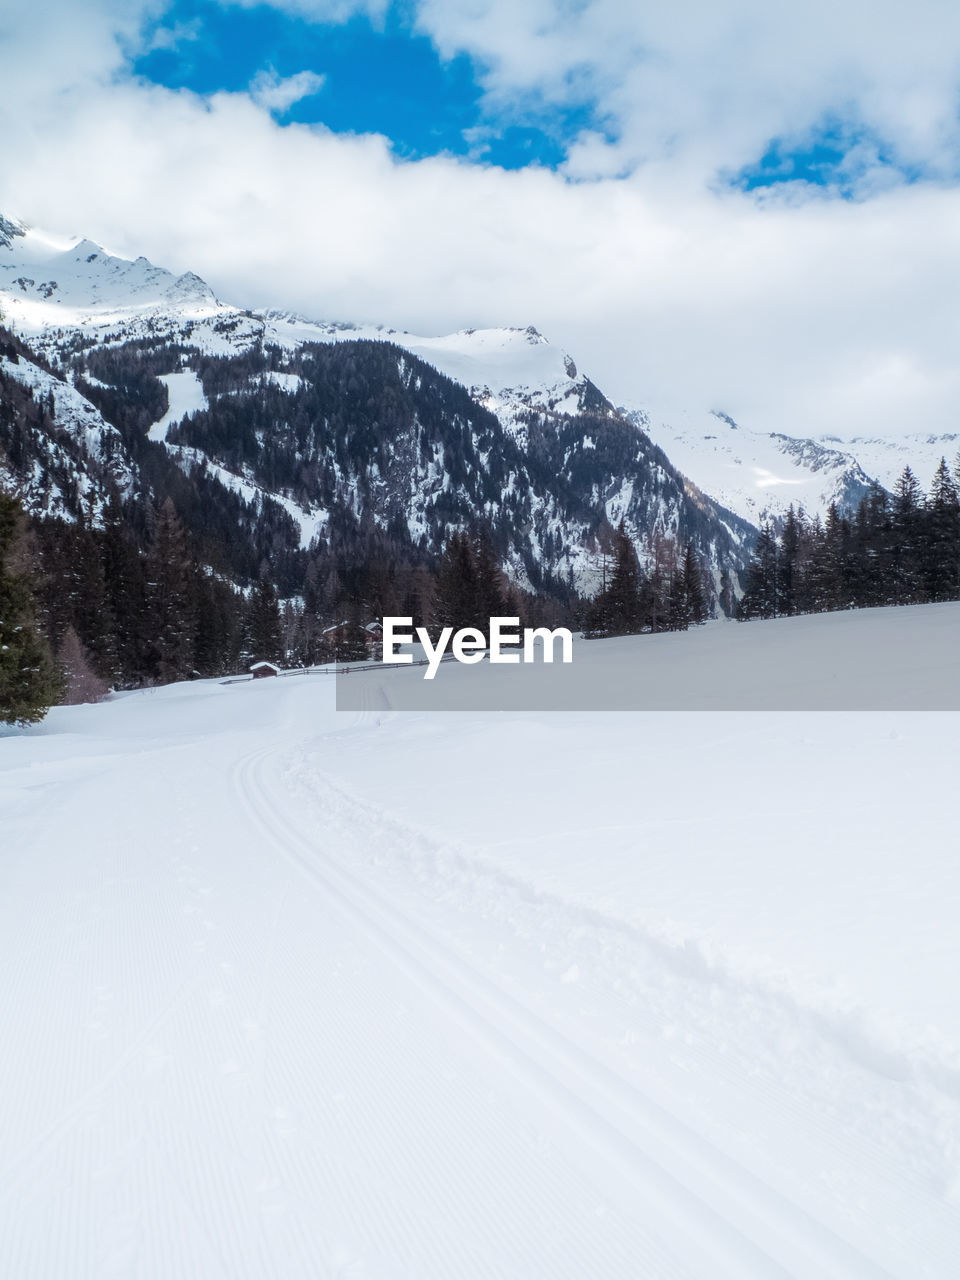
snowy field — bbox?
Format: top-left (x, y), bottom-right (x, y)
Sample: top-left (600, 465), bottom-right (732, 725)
top-left (340, 602), bottom-right (960, 710)
top-left (3, 606), bottom-right (960, 1278)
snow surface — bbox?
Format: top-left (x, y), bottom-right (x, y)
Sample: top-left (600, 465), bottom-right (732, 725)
top-left (824, 429), bottom-right (960, 493)
top-left (0, 223), bottom-right (221, 337)
top-left (148, 371), bottom-right (209, 443)
top-left (341, 601), bottom-right (960, 712)
top-left (3, 606), bottom-right (960, 1277)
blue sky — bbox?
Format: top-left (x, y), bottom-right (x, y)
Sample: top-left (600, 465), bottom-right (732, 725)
top-left (136, 0), bottom-right (613, 170)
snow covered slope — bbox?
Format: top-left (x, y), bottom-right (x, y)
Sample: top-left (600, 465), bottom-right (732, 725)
top-left (0, 327), bottom-right (136, 519)
top-left (631, 406), bottom-right (878, 526)
top-left (823, 427), bottom-right (960, 493)
top-left (147, 370), bottom-right (209, 443)
top-left (1, 215), bottom-right (591, 427)
top-left (341, 600), bottom-right (960, 711)
top-left (261, 313), bottom-right (591, 411)
top-left (0, 214), bottom-right (223, 337)
top-left (3, 605), bottom-right (960, 1277)
top-left (635, 402), bottom-right (960, 526)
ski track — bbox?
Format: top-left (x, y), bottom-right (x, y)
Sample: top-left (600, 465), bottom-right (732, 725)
top-left (226, 777), bottom-right (675, 1278)
top-left (270, 730), bottom-right (960, 1278)
top-left (233, 741), bottom-right (895, 1280)
top-left (3, 682), bottom-right (960, 1276)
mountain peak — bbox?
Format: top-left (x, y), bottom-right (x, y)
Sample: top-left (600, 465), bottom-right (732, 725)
top-left (71, 237), bottom-right (103, 255)
top-left (165, 270), bottom-right (219, 306)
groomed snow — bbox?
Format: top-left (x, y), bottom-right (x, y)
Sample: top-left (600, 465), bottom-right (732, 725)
top-left (344, 601), bottom-right (960, 712)
top-left (3, 605), bottom-right (960, 1277)
top-left (148, 371), bottom-right (209, 443)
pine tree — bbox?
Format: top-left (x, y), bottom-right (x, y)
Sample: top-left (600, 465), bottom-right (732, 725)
top-left (0, 491), bottom-right (61, 724)
top-left (195, 573), bottom-right (244, 675)
top-left (737, 521), bottom-right (778, 619)
top-left (434, 531), bottom-right (479, 633)
top-left (145, 498), bottom-right (196, 682)
top-left (598, 522), bottom-right (644, 636)
top-left (100, 494), bottom-right (147, 685)
top-left (804, 504), bottom-right (850, 612)
top-left (71, 519), bottom-right (117, 680)
top-left (890, 467), bottom-right (924, 604)
top-left (338, 596), bottom-right (370, 663)
top-left (777, 507), bottom-right (801, 616)
top-left (681, 543), bottom-right (707, 626)
top-left (246, 578), bottom-right (284, 665)
top-left (850, 486), bottom-right (890, 608)
top-left (473, 529), bottom-right (507, 625)
top-left (923, 458), bottom-right (960, 601)
top-left (58, 625), bottom-right (110, 705)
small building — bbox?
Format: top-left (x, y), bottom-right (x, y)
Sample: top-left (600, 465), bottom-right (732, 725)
top-left (363, 621), bottom-right (383, 658)
top-left (250, 661), bottom-right (281, 679)
top-left (321, 620), bottom-right (378, 662)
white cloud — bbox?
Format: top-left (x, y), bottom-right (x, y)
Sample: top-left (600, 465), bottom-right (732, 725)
top-left (231, 0), bottom-right (960, 183)
top-left (217, 0), bottom-right (390, 22)
top-left (2, 0), bottom-right (960, 452)
top-left (412, 0), bottom-right (960, 186)
top-left (250, 68), bottom-right (327, 113)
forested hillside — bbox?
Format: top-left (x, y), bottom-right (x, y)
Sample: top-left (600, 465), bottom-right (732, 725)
top-left (1, 314), bottom-right (757, 695)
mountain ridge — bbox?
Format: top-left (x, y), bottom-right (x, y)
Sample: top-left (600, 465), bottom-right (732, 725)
top-left (6, 210), bottom-right (938, 536)
top-left (1, 210), bottom-right (755, 610)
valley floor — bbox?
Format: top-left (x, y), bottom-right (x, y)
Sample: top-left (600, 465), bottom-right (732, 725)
top-left (2, 606), bottom-right (960, 1278)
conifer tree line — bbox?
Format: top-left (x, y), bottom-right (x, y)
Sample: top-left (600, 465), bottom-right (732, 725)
top-left (0, 473), bottom-right (581, 721)
top-left (583, 521), bottom-right (709, 637)
top-left (738, 461), bottom-right (960, 620)
top-left (282, 526), bottom-right (572, 665)
top-left (0, 490), bottom-right (62, 724)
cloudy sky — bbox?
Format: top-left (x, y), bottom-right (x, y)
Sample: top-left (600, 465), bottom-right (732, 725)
top-left (3, 0), bottom-right (960, 438)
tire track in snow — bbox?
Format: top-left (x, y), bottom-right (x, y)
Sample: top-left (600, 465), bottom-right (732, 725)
top-left (235, 744), bottom-right (893, 1280)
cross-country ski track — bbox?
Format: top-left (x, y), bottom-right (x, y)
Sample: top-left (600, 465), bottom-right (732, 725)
top-left (4, 612), bottom-right (960, 1278)
top-left (235, 741), bottom-right (890, 1280)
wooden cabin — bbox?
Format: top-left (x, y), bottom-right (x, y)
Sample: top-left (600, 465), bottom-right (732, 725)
top-left (250, 661), bottom-right (281, 679)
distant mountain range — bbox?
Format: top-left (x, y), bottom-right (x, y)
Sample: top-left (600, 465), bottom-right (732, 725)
top-left (0, 210), bottom-right (755, 613)
top-left (2, 209), bottom-right (951, 614)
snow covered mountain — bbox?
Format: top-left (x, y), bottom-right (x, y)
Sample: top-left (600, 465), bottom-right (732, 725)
top-left (4, 210), bottom-right (951, 550)
top-left (1, 211), bottom-right (754, 610)
top-left (0, 213), bottom-right (220, 334)
top-left (633, 403), bottom-right (959, 527)
top-left (630, 406), bottom-right (878, 527)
